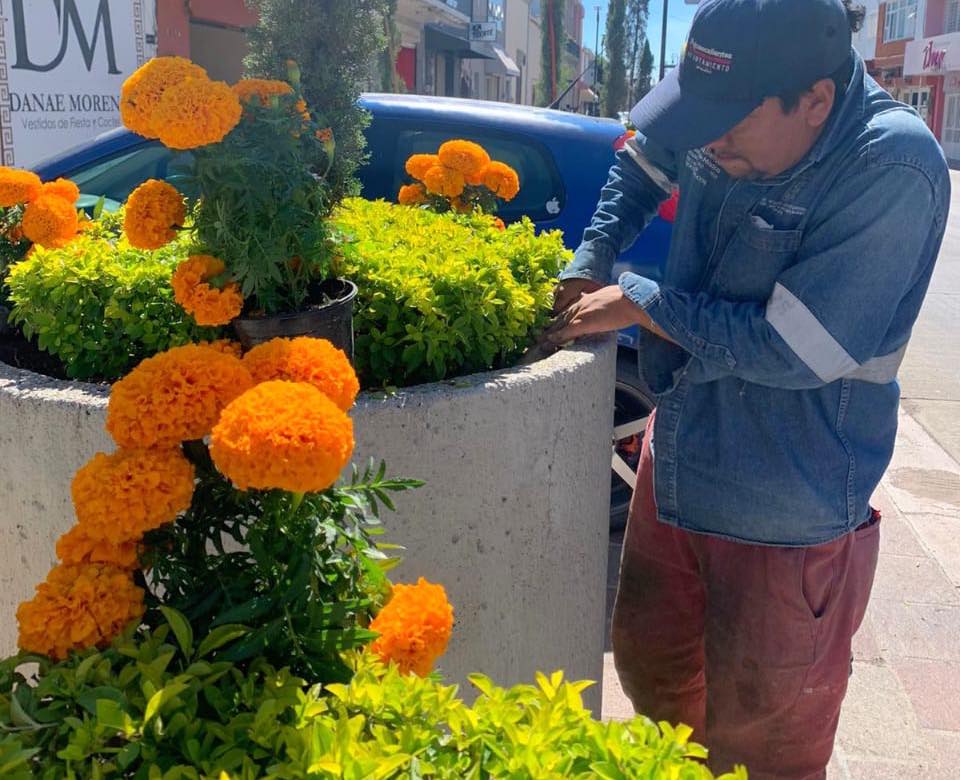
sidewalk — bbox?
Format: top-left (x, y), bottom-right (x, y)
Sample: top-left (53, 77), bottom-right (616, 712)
top-left (600, 407), bottom-right (960, 779)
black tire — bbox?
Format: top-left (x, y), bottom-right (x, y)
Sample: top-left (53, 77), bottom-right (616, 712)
top-left (610, 349), bottom-right (656, 532)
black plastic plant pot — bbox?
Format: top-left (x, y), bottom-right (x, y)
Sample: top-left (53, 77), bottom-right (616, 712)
top-left (233, 278), bottom-right (358, 360)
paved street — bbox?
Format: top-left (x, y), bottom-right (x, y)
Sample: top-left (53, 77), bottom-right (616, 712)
top-left (601, 170), bottom-right (960, 779)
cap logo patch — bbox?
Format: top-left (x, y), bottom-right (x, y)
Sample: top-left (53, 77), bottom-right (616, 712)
top-left (688, 39), bottom-right (733, 74)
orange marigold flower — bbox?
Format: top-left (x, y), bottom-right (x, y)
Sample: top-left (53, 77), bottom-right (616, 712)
top-left (107, 344), bottom-right (254, 449)
top-left (202, 338), bottom-right (244, 359)
top-left (0, 167), bottom-right (42, 206)
top-left (242, 337), bottom-right (359, 411)
top-left (171, 254), bottom-right (244, 326)
top-left (369, 577), bottom-right (454, 677)
top-left (316, 127), bottom-right (333, 143)
top-left (40, 178), bottom-right (80, 205)
top-left (56, 525), bottom-right (140, 570)
top-left (405, 154), bottom-right (440, 181)
top-left (480, 161), bottom-right (520, 201)
top-left (21, 194), bottom-right (79, 248)
top-left (124, 179), bottom-right (186, 250)
top-left (155, 78), bottom-right (242, 150)
top-left (423, 166), bottom-right (465, 199)
top-left (17, 563), bottom-right (145, 660)
top-left (398, 183), bottom-right (428, 206)
top-left (438, 140), bottom-right (490, 176)
top-left (71, 448), bottom-right (195, 542)
top-left (232, 78), bottom-right (293, 106)
top-left (493, 217), bottom-right (506, 231)
top-left (121, 56), bottom-right (208, 139)
top-left (210, 380), bottom-right (354, 494)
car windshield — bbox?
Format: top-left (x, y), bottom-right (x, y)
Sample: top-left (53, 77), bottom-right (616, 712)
top-left (69, 145), bottom-right (193, 210)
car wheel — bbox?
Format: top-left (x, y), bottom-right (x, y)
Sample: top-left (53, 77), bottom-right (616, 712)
top-left (611, 349), bottom-right (655, 532)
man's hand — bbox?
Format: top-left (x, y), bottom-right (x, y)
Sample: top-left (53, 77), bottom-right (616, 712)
top-left (553, 278), bottom-right (603, 314)
top-left (542, 285), bottom-right (645, 345)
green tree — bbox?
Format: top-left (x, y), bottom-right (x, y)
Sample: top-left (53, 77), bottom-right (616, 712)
top-left (244, 0), bottom-right (388, 204)
top-left (603, 0), bottom-right (628, 117)
top-left (378, 0), bottom-right (404, 93)
top-left (626, 0), bottom-right (650, 105)
top-left (637, 38), bottom-right (655, 101)
top-left (539, 0), bottom-right (564, 106)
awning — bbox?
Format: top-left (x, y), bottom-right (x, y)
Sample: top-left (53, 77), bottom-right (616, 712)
top-left (474, 43), bottom-right (521, 76)
top-left (424, 24), bottom-right (494, 60)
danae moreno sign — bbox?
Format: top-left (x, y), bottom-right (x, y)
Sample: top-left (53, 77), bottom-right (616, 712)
top-left (0, 0), bottom-right (156, 167)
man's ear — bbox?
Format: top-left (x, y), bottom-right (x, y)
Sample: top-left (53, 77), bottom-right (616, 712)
top-left (803, 78), bottom-right (836, 129)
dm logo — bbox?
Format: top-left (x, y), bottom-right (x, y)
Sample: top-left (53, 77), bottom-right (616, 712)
top-left (11, 0), bottom-right (121, 74)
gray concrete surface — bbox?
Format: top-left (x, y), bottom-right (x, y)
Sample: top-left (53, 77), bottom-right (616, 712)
top-left (601, 171), bottom-right (960, 778)
top-left (0, 336), bottom-right (616, 714)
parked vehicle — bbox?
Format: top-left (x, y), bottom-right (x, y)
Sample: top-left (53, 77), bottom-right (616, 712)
top-left (31, 93), bottom-right (673, 528)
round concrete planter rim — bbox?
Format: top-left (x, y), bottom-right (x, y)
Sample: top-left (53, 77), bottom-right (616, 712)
top-left (0, 336), bottom-right (611, 410)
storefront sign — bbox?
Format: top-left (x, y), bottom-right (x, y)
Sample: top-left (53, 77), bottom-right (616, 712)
top-left (0, 0), bottom-right (155, 167)
top-left (469, 22), bottom-right (497, 42)
top-left (905, 32), bottom-right (960, 76)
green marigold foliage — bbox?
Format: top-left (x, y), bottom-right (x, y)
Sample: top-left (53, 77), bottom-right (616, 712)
top-left (0, 614), bottom-right (747, 779)
top-left (6, 229), bottom-right (213, 381)
top-left (331, 198), bottom-right (571, 387)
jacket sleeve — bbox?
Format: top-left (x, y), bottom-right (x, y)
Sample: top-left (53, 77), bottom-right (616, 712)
top-left (560, 133), bottom-right (678, 285)
top-left (618, 162), bottom-right (949, 390)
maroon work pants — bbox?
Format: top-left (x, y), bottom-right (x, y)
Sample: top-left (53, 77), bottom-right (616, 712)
top-left (611, 416), bottom-right (880, 779)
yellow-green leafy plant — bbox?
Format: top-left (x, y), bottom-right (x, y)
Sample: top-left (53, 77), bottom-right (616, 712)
top-left (6, 229), bottom-right (213, 380)
top-left (331, 198), bottom-right (570, 387)
top-left (0, 618), bottom-right (747, 779)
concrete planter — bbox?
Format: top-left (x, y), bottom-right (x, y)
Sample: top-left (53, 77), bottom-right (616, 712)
top-left (0, 337), bottom-right (615, 711)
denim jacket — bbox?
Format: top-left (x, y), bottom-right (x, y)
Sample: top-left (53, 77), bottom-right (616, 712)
top-left (561, 55), bottom-right (951, 546)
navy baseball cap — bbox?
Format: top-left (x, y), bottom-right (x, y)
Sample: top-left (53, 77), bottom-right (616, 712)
top-left (630, 0), bottom-right (853, 150)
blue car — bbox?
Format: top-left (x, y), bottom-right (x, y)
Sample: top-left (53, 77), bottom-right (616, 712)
top-left (32, 93), bottom-right (673, 527)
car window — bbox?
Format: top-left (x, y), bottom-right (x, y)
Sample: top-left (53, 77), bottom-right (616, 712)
top-left (68, 145), bottom-right (194, 205)
top-left (392, 127), bottom-right (565, 222)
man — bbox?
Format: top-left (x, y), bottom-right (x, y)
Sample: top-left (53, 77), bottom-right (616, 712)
top-left (545, 0), bottom-right (950, 777)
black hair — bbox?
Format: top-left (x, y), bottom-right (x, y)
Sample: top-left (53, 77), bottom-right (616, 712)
top-left (776, 0), bottom-right (866, 113)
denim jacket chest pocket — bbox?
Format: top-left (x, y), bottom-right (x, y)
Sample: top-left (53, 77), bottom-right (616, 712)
top-left (710, 217), bottom-right (804, 302)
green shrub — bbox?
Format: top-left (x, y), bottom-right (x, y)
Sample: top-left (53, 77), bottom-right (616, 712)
top-left (331, 198), bottom-right (570, 387)
top-left (6, 231), bottom-right (214, 381)
top-left (0, 614), bottom-right (747, 779)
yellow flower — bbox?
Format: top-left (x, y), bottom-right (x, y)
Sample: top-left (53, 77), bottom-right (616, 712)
top-left (17, 563), bottom-right (145, 660)
top-left (210, 380), bottom-right (354, 494)
top-left (242, 337), bottom-right (359, 411)
top-left (121, 56), bottom-right (209, 139)
top-left (124, 179), bottom-right (186, 250)
top-left (0, 167), bottom-right (42, 206)
top-left (405, 154), bottom-right (440, 182)
top-left (21, 194), bottom-right (79, 248)
top-left (40, 178), bottom-right (80, 204)
top-left (232, 78), bottom-right (294, 106)
top-left (106, 343), bottom-right (254, 449)
top-left (155, 78), bottom-right (242, 150)
top-left (171, 254), bottom-right (244, 326)
top-left (480, 161), bottom-right (520, 201)
top-left (71, 448), bottom-right (195, 542)
top-left (398, 183), bottom-right (428, 206)
top-left (56, 525), bottom-right (140, 570)
top-left (438, 140), bottom-right (490, 177)
top-left (423, 166), bottom-right (465, 199)
top-left (369, 578), bottom-right (454, 676)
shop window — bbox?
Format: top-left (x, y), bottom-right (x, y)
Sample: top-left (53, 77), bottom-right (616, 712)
top-left (883, 0), bottom-right (917, 43)
top-left (948, 0), bottom-right (960, 33)
top-left (944, 94), bottom-right (960, 145)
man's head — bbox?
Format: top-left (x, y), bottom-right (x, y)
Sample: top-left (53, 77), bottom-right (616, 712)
top-left (630, 0), bottom-right (866, 179)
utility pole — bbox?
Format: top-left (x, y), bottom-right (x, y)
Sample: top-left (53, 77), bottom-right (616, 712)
top-left (658, 0), bottom-right (668, 81)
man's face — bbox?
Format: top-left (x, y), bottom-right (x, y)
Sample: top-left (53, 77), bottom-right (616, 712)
top-left (705, 83), bottom-right (835, 179)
